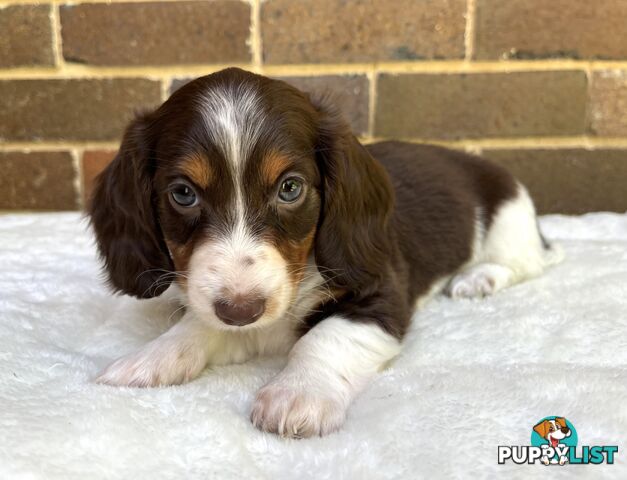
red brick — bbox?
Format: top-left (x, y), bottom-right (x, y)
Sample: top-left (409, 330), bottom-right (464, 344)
top-left (82, 150), bottom-right (116, 205)
top-left (375, 71), bottom-right (587, 139)
top-left (60, 1), bottom-right (251, 66)
top-left (482, 149), bottom-right (627, 214)
top-left (0, 5), bottom-right (54, 67)
top-left (261, 0), bottom-right (466, 64)
top-left (0, 79), bottom-right (161, 141)
top-left (589, 70), bottom-right (627, 137)
top-left (475, 0), bottom-right (627, 60)
top-left (0, 151), bottom-right (77, 210)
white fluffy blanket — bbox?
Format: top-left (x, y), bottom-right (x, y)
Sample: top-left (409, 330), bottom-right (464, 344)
top-left (0, 212), bottom-right (626, 479)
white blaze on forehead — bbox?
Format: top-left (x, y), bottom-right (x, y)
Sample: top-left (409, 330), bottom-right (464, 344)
top-left (198, 82), bottom-right (265, 254)
top-left (198, 83), bottom-right (264, 203)
top-left (180, 83), bottom-right (299, 330)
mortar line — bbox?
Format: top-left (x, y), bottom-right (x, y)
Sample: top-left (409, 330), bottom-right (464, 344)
top-left (367, 68), bottom-right (377, 138)
top-left (0, 0), bottom-right (197, 5)
top-left (3, 60), bottom-right (627, 80)
top-left (49, 3), bottom-right (65, 69)
top-left (0, 64), bottom-right (255, 79)
top-left (160, 77), bottom-right (171, 101)
top-left (70, 149), bottom-right (84, 209)
top-left (364, 136), bottom-right (627, 149)
top-left (468, 145), bottom-right (483, 155)
top-left (6, 137), bottom-right (627, 152)
top-left (464, 0), bottom-right (477, 61)
top-left (583, 61), bottom-right (594, 147)
top-left (0, 141), bottom-right (120, 150)
top-left (250, 0), bottom-right (263, 73)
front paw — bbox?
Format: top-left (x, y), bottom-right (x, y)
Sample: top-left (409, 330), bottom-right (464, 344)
top-left (96, 352), bottom-right (164, 387)
top-left (250, 380), bottom-right (347, 438)
top-left (96, 346), bottom-right (202, 388)
top-left (449, 272), bottom-right (495, 299)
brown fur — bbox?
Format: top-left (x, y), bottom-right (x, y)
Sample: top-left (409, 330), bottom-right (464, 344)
top-left (165, 239), bottom-right (193, 285)
top-left (178, 152), bottom-right (213, 189)
top-left (261, 150), bottom-right (293, 186)
top-left (279, 228), bottom-right (316, 286)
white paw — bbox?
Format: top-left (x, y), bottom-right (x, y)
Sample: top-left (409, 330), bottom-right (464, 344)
top-left (96, 352), bottom-right (170, 388)
top-left (449, 271), bottom-right (496, 299)
top-left (96, 344), bottom-right (204, 388)
top-left (250, 379), bottom-right (347, 438)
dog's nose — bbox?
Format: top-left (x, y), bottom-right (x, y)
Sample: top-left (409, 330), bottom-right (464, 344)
top-left (213, 296), bottom-right (266, 326)
top-left (561, 427), bottom-right (570, 434)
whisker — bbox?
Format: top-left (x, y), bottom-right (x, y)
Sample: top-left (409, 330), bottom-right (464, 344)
top-left (139, 269), bottom-right (190, 298)
top-left (166, 303), bottom-right (190, 324)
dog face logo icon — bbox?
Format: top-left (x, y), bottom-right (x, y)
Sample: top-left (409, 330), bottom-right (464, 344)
top-left (534, 417), bottom-right (571, 448)
top-left (531, 416), bottom-right (578, 465)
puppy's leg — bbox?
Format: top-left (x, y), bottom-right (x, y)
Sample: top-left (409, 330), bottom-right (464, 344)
top-left (448, 263), bottom-right (513, 299)
top-left (251, 316), bottom-right (400, 438)
top-left (450, 185), bottom-right (564, 300)
top-left (97, 312), bottom-right (218, 387)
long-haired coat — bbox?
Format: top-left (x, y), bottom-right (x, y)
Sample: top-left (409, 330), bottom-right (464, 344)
top-left (90, 68), bottom-right (562, 438)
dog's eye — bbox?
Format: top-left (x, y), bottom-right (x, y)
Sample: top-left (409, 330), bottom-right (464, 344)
top-left (278, 177), bottom-right (304, 203)
top-left (170, 183), bottom-right (198, 207)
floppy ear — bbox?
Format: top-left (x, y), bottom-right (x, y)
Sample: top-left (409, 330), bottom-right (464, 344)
top-left (313, 99), bottom-right (394, 290)
top-left (533, 420), bottom-right (550, 438)
top-left (88, 113), bottom-right (174, 299)
top-left (555, 417), bottom-right (567, 429)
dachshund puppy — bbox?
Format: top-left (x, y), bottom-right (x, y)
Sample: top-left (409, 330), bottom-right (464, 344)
top-left (90, 68), bottom-right (562, 438)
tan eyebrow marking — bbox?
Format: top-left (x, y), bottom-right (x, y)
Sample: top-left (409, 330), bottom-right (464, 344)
top-left (261, 150), bottom-right (293, 185)
top-left (179, 152), bottom-right (213, 188)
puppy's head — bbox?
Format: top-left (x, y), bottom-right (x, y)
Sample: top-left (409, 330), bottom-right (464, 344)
top-left (90, 68), bottom-right (393, 330)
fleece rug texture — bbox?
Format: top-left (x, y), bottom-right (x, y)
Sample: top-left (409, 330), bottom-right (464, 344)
top-left (0, 212), bottom-right (626, 479)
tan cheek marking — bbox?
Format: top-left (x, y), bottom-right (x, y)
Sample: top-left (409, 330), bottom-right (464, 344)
top-left (330, 287), bottom-right (347, 300)
top-left (179, 153), bottom-right (213, 189)
top-left (261, 151), bottom-right (292, 186)
top-left (277, 228), bottom-right (316, 287)
top-left (165, 240), bottom-right (194, 287)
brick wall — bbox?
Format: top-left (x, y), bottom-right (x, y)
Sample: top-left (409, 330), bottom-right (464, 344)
top-left (1, 0), bottom-right (627, 214)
